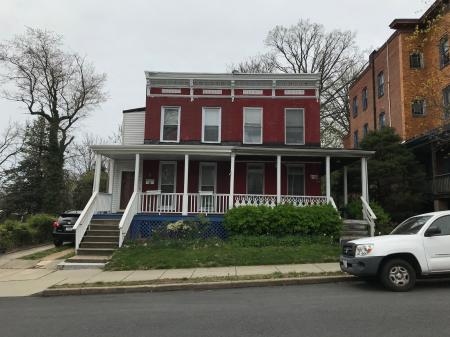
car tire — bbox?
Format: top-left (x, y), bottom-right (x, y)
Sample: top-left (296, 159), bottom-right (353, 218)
top-left (53, 239), bottom-right (63, 247)
top-left (380, 259), bottom-right (416, 292)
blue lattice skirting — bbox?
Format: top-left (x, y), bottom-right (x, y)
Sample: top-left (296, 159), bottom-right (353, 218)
top-left (128, 214), bottom-right (227, 240)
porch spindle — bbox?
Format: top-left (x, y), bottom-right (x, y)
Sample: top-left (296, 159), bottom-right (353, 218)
top-left (229, 153), bottom-right (236, 209)
top-left (182, 154), bottom-right (189, 215)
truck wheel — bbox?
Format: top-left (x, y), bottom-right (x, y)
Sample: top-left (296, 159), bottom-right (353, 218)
top-left (380, 259), bottom-right (416, 292)
top-left (53, 239), bottom-right (63, 247)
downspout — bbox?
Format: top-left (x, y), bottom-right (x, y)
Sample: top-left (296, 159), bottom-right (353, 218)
top-left (386, 43), bottom-right (393, 127)
top-left (370, 51), bottom-right (377, 129)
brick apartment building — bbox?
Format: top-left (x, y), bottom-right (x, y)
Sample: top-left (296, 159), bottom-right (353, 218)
top-left (344, 0), bottom-right (450, 210)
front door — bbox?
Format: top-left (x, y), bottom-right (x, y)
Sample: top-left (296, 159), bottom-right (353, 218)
top-left (423, 215), bottom-right (450, 272)
top-left (120, 171), bottom-right (135, 210)
top-left (159, 162), bottom-right (177, 210)
top-left (287, 165), bottom-right (305, 196)
top-left (199, 163), bottom-right (216, 212)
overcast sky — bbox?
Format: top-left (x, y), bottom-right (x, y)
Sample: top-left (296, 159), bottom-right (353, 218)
top-left (0, 0), bottom-right (429, 138)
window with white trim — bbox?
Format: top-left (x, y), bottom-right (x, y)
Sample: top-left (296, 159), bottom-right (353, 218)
top-left (202, 108), bottom-right (221, 143)
top-left (161, 107), bottom-right (180, 142)
top-left (285, 108), bottom-right (304, 144)
top-left (247, 164), bottom-right (264, 194)
top-left (243, 108), bottom-right (263, 144)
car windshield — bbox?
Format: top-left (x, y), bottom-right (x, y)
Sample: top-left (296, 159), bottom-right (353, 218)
top-left (390, 215), bottom-right (432, 235)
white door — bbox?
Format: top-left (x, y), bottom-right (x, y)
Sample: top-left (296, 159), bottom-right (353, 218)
top-left (199, 163), bottom-right (216, 212)
top-left (159, 162), bottom-right (177, 210)
top-left (423, 215), bottom-right (450, 272)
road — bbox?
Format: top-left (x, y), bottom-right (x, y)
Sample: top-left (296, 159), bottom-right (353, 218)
top-left (1, 280), bottom-right (450, 337)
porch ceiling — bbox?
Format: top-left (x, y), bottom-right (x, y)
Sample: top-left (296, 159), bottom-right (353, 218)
top-left (90, 144), bottom-right (374, 161)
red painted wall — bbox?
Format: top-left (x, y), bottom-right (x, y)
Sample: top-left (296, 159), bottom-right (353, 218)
top-left (141, 160), bottom-right (321, 196)
top-left (145, 95), bottom-right (320, 145)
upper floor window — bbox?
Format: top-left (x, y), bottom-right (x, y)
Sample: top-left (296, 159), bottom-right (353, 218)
top-left (362, 87), bottom-right (368, 111)
top-left (285, 108), bottom-right (304, 145)
top-left (160, 106), bottom-right (180, 142)
top-left (412, 99), bottom-right (426, 116)
top-left (363, 123), bottom-right (369, 137)
top-left (410, 52), bottom-right (423, 69)
top-left (202, 107), bottom-right (221, 143)
top-left (379, 112), bottom-right (386, 129)
top-left (243, 108), bottom-right (263, 144)
top-left (352, 96), bottom-right (358, 117)
top-left (353, 130), bottom-right (359, 149)
top-left (377, 72), bottom-right (385, 98)
top-left (439, 35), bottom-right (449, 68)
top-left (443, 85), bottom-right (450, 117)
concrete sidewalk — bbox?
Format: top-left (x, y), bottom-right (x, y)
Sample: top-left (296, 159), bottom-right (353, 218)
top-left (0, 262), bottom-right (341, 297)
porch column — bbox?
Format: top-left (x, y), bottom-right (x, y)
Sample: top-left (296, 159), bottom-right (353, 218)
top-left (325, 156), bottom-right (331, 202)
top-left (229, 153), bottom-right (236, 209)
top-left (182, 154), bottom-right (189, 215)
top-left (343, 166), bottom-right (348, 206)
top-left (276, 155), bottom-right (281, 204)
top-left (361, 157), bottom-right (369, 202)
top-left (93, 153), bottom-right (102, 193)
top-left (134, 153), bottom-right (140, 192)
top-left (108, 158), bottom-right (115, 194)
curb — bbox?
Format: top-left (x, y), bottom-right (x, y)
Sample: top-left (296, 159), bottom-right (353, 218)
top-left (40, 275), bottom-right (356, 297)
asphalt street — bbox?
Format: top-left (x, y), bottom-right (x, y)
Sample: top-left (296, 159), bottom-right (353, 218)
top-left (1, 280), bottom-right (450, 337)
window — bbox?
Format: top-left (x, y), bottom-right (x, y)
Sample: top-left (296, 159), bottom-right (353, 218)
top-left (287, 166), bottom-right (305, 196)
top-left (412, 99), bottom-right (426, 116)
top-left (199, 163), bottom-right (216, 211)
top-left (353, 130), bottom-right (359, 149)
top-left (379, 112), bottom-right (386, 129)
top-left (443, 85), bottom-right (450, 117)
top-left (352, 96), bottom-right (358, 117)
top-left (243, 108), bottom-right (262, 144)
top-left (377, 72), bottom-right (385, 97)
top-left (285, 108), bottom-right (304, 144)
top-left (410, 53), bottom-right (423, 69)
top-left (439, 35), bottom-right (449, 68)
top-left (247, 164), bottom-right (264, 194)
top-left (363, 123), bottom-right (369, 137)
top-left (202, 108), bottom-right (221, 143)
top-left (362, 87), bottom-right (368, 111)
top-left (160, 107), bottom-right (180, 142)
top-left (428, 215), bottom-right (450, 236)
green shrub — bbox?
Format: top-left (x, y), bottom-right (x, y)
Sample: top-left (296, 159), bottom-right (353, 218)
top-left (344, 199), bottom-right (392, 234)
top-left (26, 214), bottom-right (55, 242)
top-left (224, 204), bottom-right (342, 239)
top-left (229, 235), bottom-right (336, 247)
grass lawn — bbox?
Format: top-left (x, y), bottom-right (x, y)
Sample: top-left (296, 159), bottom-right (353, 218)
top-left (20, 246), bottom-right (71, 260)
top-left (106, 237), bottom-right (340, 271)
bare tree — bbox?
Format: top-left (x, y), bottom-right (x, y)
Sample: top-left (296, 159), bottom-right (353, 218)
top-left (67, 133), bottom-right (109, 176)
top-left (234, 20), bottom-right (367, 147)
top-left (0, 28), bottom-right (107, 212)
top-left (0, 122), bottom-right (22, 178)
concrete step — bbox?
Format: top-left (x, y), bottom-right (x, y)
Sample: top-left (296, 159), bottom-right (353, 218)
top-left (66, 255), bottom-right (111, 263)
top-left (343, 219), bottom-right (368, 225)
top-left (79, 241), bottom-right (118, 249)
top-left (85, 229), bottom-right (120, 237)
top-left (77, 248), bottom-right (116, 256)
top-left (83, 235), bottom-right (118, 243)
top-left (89, 224), bottom-right (119, 231)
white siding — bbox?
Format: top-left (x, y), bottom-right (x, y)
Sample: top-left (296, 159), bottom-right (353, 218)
top-left (122, 112), bottom-right (145, 145)
top-left (111, 159), bottom-right (143, 212)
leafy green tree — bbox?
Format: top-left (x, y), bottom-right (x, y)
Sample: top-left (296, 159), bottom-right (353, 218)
top-left (71, 170), bottom-right (108, 210)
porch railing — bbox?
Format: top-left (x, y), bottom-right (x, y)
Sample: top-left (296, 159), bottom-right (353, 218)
top-left (140, 193), bottom-right (183, 213)
top-left (234, 194), bottom-right (277, 207)
top-left (119, 191), bottom-right (139, 247)
top-left (73, 192), bottom-right (112, 250)
top-left (280, 195), bottom-right (328, 207)
top-left (361, 196), bottom-right (377, 237)
top-left (188, 193), bottom-right (230, 214)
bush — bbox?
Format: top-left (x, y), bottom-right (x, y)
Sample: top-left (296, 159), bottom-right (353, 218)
top-left (26, 214), bottom-right (56, 242)
top-left (229, 235), bottom-right (336, 247)
top-left (224, 204), bottom-right (342, 239)
top-left (344, 199), bottom-right (392, 234)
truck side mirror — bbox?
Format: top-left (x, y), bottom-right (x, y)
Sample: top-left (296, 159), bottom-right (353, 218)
top-left (425, 227), bottom-right (442, 237)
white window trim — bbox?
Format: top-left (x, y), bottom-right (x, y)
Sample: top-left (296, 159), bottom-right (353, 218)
top-left (158, 161), bottom-right (178, 193)
top-left (284, 108), bottom-right (305, 145)
top-left (201, 107), bottom-right (222, 144)
top-left (286, 164), bottom-right (305, 196)
top-left (243, 107), bottom-right (263, 145)
top-left (246, 163), bottom-right (265, 194)
top-left (160, 106), bottom-right (181, 143)
top-left (198, 162), bottom-right (217, 193)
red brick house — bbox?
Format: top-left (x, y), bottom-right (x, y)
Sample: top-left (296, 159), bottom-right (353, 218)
top-left (73, 72), bottom-right (374, 255)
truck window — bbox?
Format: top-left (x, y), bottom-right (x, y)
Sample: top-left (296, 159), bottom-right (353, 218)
top-left (428, 215), bottom-right (450, 236)
top-left (391, 215), bottom-right (432, 235)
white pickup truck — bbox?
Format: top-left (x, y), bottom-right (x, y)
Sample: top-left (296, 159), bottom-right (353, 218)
top-left (340, 211), bottom-right (450, 291)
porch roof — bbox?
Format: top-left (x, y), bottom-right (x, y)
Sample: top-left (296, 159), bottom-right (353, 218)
top-left (90, 144), bottom-right (374, 160)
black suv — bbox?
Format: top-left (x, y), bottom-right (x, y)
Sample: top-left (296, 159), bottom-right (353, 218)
top-left (52, 211), bottom-right (81, 247)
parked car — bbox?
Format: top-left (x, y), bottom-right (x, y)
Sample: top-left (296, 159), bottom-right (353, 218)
top-left (52, 211), bottom-right (81, 247)
top-left (341, 211), bottom-right (450, 291)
